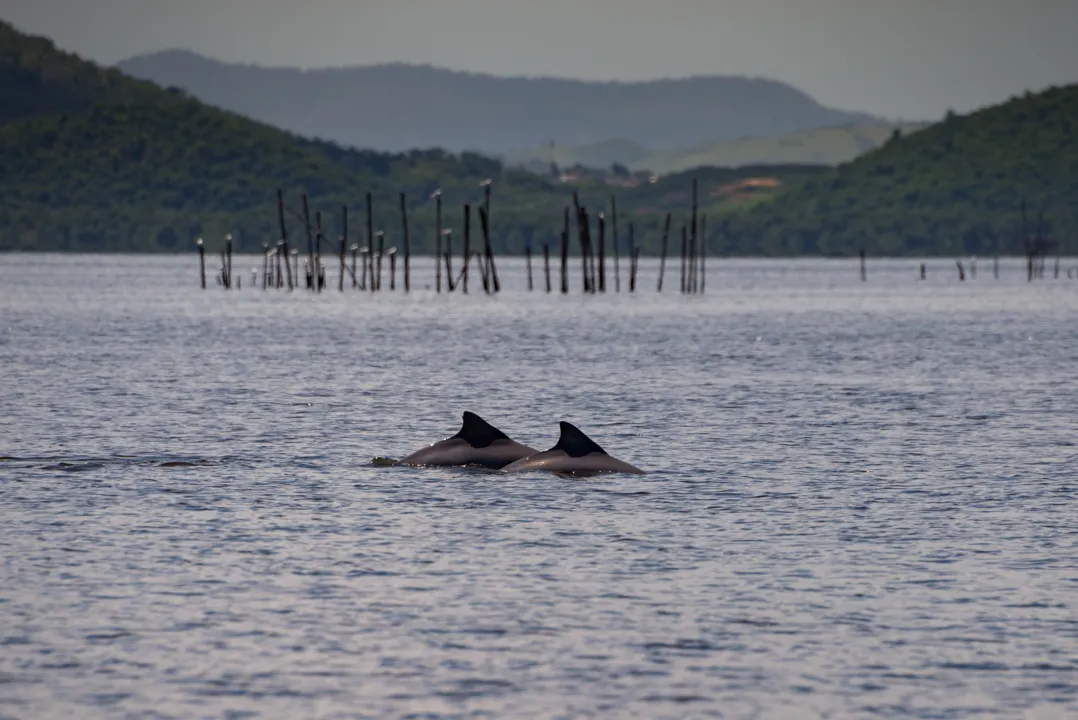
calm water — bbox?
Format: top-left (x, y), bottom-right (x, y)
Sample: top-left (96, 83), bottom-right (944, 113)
top-left (1, 254), bottom-right (1077, 720)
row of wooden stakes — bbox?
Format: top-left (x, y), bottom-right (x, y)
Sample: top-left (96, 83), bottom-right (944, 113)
top-left (197, 180), bottom-right (709, 295)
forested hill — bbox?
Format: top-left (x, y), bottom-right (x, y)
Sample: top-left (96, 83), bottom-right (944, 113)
top-left (721, 85), bottom-right (1078, 256)
top-left (0, 19), bottom-right (824, 254)
top-left (116, 50), bottom-right (880, 154)
top-left (3, 19), bottom-right (1076, 257)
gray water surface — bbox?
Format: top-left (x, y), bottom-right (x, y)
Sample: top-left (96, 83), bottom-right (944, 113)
top-left (1, 254), bottom-right (1076, 719)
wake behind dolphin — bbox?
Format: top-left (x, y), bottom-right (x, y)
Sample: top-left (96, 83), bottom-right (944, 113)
top-left (397, 411), bottom-right (538, 470)
top-left (502, 421), bottom-right (645, 475)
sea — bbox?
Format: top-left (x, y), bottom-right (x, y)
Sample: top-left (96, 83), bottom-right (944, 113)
top-left (1, 253), bottom-right (1076, 719)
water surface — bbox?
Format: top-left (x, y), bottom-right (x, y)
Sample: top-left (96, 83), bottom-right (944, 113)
top-left (1, 254), bottom-right (1076, 719)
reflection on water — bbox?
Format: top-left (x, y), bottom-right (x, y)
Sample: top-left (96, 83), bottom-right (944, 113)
top-left (1, 254), bottom-right (1076, 719)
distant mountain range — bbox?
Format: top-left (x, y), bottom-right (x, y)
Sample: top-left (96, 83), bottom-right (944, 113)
top-left (504, 122), bottom-right (931, 174)
top-left (116, 50), bottom-right (884, 155)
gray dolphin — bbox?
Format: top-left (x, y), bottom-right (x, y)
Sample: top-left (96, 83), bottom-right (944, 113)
top-left (502, 421), bottom-right (646, 475)
top-left (398, 412), bottom-right (539, 470)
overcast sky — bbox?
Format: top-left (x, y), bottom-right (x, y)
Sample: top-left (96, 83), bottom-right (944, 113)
top-left (3, 0), bottom-right (1076, 120)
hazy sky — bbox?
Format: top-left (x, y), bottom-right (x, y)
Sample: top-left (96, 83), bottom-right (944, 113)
top-left (3, 0), bottom-right (1076, 120)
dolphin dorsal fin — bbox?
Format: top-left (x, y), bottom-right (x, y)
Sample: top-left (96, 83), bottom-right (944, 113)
top-left (453, 411), bottom-right (510, 448)
top-left (554, 421), bottom-right (607, 457)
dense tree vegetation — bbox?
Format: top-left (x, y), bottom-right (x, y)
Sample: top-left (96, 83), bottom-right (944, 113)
top-left (721, 86), bottom-right (1078, 256)
top-left (2, 19), bottom-right (1075, 256)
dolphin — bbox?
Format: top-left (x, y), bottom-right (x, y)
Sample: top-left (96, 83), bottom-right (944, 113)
top-left (502, 421), bottom-right (646, 475)
top-left (397, 411), bottom-right (539, 470)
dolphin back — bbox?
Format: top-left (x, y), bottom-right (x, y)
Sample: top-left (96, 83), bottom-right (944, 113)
top-left (553, 421), bottom-right (607, 457)
top-left (454, 411), bottom-right (511, 448)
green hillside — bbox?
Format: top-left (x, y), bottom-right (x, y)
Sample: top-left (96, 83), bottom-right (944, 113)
top-left (4, 18), bottom-right (1075, 257)
top-left (718, 86), bottom-right (1078, 256)
top-left (0, 20), bottom-right (817, 253)
top-left (0, 20), bottom-right (162, 125)
top-left (505, 122), bottom-right (927, 174)
top-left (636, 122), bottom-right (929, 174)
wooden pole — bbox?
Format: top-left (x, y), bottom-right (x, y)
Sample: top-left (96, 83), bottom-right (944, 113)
top-left (376, 231), bottom-right (384, 291)
top-left (859, 248), bottom-right (867, 282)
top-left (350, 244), bottom-right (358, 289)
top-left (276, 242), bottom-right (284, 289)
top-left (400, 192), bottom-right (411, 293)
top-left (302, 195), bottom-right (314, 290)
top-left (477, 207), bottom-right (492, 294)
top-left (657, 213), bottom-right (671, 292)
top-left (276, 189), bottom-right (293, 290)
top-left (315, 211), bottom-right (324, 292)
top-left (261, 244), bottom-right (268, 290)
top-left (338, 205), bottom-right (347, 292)
top-left (434, 191), bottom-right (442, 293)
top-left (480, 184), bottom-right (500, 293)
top-left (632, 247), bottom-right (641, 293)
top-left (543, 242), bottom-right (551, 293)
top-left (690, 177), bottom-right (698, 295)
top-left (578, 207), bottom-right (591, 293)
top-left (226, 235), bottom-right (233, 291)
top-left (597, 212), bottom-right (606, 292)
top-left (994, 254), bottom-right (999, 280)
top-left (197, 239), bottom-right (206, 289)
top-left (462, 204), bottom-right (471, 294)
top-left (526, 241), bottom-right (534, 291)
top-left (611, 196), bottom-right (620, 293)
top-left (561, 207), bottom-right (569, 294)
top-left (366, 192), bottom-right (375, 293)
top-left (360, 250), bottom-right (368, 290)
top-left (389, 248), bottom-right (397, 290)
top-left (444, 230), bottom-right (454, 292)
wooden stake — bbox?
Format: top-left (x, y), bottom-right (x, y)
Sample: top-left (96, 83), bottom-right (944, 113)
top-left (444, 229), bottom-right (454, 292)
top-left (197, 238), bottom-right (206, 289)
top-left (276, 242), bottom-right (284, 289)
top-left (860, 248), bottom-right (867, 282)
top-left (338, 205), bottom-right (347, 292)
top-left (302, 195), bottom-right (314, 290)
top-left (526, 242), bottom-right (534, 291)
top-left (276, 189), bottom-right (293, 290)
top-left (376, 231), bottom-right (384, 291)
top-left (315, 211), bottom-right (323, 293)
top-left (543, 242), bottom-right (551, 293)
top-left (389, 248), bottom-right (397, 290)
top-left (462, 204), bottom-right (471, 294)
top-left (561, 207), bottom-right (569, 294)
top-left (598, 212), bottom-right (606, 293)
top-left (400, 192), bottom-right (411, 293)
top-left (691, 177), bottom-right (699, 294)
top-left (578, 207), bottom-right (591, 293)
top-left (477, 207), bottom-right (493, 294)
top-left (366, 192), bottom-right (375, 293)
top-left (434, 190), bottom-right (442, 293)
top-left (611, 196), bottom-right (621, 293)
